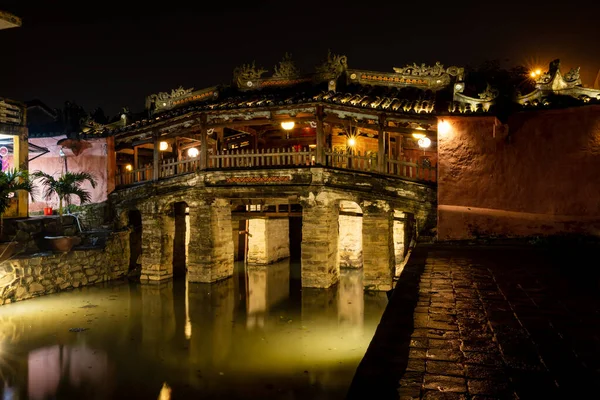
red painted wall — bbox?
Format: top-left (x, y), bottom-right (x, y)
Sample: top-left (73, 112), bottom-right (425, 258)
top-left (28, 136), bottom-right (109, 213)
top-left (437, 105), bottom-right (600, 240)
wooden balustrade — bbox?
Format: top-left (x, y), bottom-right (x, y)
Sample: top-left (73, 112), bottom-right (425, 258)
top-left (386, 156), bottom-right (437, 182)
top-left (115, 164), bottom-right (153, 186)
top-left (209, 147), bottom-right (315, 169)
top-left (115, 148), bottom-right (436, 187)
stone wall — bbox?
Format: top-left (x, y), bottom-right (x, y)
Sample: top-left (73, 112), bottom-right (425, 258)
top-left (0, 230), bottom-right (129, 305)
top-left (437, 106), bottom-right (600, 240)
top-left (247, 218), bottom-right (290, 264)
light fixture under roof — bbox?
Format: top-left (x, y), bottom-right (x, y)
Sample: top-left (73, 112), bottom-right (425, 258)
top-left (281, 121), bottom-right (295, 130)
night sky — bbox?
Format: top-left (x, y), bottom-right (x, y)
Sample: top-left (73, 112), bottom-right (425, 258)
top-left (1, 1), bottom-right (599, 116)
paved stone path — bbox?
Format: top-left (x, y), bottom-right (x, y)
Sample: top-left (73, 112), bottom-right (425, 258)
top-left (348, 243), bottom-right (600, 399)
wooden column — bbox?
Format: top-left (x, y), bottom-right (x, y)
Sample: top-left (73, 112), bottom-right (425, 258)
top-left (133, 146), bottom-right (139, 169)
top-left (153, 132), bottom-right (160, 181)
top-left (199, 113), bottom-right (208, 170)
top-left (316, 105), bottom-right (325, 165)
top-left (377, 115), bottom-right (386, 173)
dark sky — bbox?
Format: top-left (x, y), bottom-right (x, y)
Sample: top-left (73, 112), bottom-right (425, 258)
top-left (1, 1), bottom-right (599, 116)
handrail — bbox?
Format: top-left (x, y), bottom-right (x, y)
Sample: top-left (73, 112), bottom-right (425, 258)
top-left (115, 148), bottom-right (436, 187)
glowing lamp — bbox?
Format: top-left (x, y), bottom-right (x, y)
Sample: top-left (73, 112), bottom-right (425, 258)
top-left (308, 144), bottom-right (317, 148)
top-left (159, 141), bottom-right (169, 151)
top-left (438, 120), bottom-right (451, 135)
top-left (125, 164), bottom-right (133, 172)
top-left (187, 147), bottom-right (199, 158)
top-left (412, 132), bottom-right (426, 139)
top-left (281, 121), bottom-right (295, 130)
top-left (347, 137), bottom-right (356, 147)
top-left (418, 137), bottom-right (432, 148)
top-left (530, 71), bottom-right (536, 78)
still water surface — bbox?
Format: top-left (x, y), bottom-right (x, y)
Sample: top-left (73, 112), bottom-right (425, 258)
top-left (0, 261), bottom-right (387, 399)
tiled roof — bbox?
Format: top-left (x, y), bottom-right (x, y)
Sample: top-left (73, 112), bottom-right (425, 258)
top-left (98, 83), bottom-right (451, 136)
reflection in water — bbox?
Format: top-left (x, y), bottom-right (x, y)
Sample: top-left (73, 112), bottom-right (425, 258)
top-left (28, 345), bottom-right (110, 400)
top-left (0, 262), bottom-right (387, 399)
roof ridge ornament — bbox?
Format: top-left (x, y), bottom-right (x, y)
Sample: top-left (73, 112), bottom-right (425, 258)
top-left (273, 53), bottom-right (300, 79)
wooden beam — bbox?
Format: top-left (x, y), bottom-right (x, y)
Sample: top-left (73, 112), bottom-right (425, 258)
top-left (153, 131), bottom-right (160, 181)
top-left (316, 105), bottom-right (324, 165)
top-left (207, 116), bottom-right (315, 128)
top-left (378, 115), bottom-right (386, 173)
top-left (199, 113), bottom-right (208, 170)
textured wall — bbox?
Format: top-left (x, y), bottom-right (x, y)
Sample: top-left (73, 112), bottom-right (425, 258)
top-left (438, 106), bottom-right (600, 240)
top-left (28, 136), bottom-right (109, 213)
top-left (0, 231), bottom-right (129, 305)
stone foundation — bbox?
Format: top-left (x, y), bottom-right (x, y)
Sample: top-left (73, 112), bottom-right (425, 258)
top-left (0, 230), bottom-right (129, 305)
top-left (247, 218), bottom-right (290, 264)
top-left (140, 213), bottom-right (174, 282)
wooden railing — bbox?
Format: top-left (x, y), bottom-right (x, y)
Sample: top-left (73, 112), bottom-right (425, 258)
top-left (386, 156), bottom-right (437, 182)
top-left (160, 157), bottom-right (200, 178)
top-left (115, 164), bottom-right (153, 186)
top-left (325, 149), bottom-right (378, 172)
top-left (208, 147), bottom-right (315, 168)
top-left (115, 148), bottom-right (436, 187)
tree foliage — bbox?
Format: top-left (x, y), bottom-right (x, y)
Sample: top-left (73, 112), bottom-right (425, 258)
top-left (32, 171), bottom-right (97, 216)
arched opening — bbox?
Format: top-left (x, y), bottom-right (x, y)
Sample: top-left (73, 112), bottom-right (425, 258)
top-left (338, 201), bottom-right (363, 269)
top-left (128, 209), bottom-right (142, 273)
top-left (172, 202), bottom-right (189, 279)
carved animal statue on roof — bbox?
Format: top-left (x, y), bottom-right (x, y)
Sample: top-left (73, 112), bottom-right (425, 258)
top-left (315, 50), bottom-right (348, 77)
top-left (273, 53), bottom-right (300, 79)
top-left (233, 61), bottom-right (268, 83)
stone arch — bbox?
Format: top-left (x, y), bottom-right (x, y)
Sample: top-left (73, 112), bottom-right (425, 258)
top-left (337, 200), bottom-right (363, 269)
top-left (392, 210), bottom-right (416, 278)
top-left (171, 201), bottom-right (189, 279)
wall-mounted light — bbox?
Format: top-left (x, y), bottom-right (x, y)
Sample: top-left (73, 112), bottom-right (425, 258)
top-left (187, 147), bottom-right (199, 158)
top-left (308, 144), bottom-right (316, 149)
top-left (530, 69), bottom-right (542, 78)
top-left (125, 164), bottom-right (133, 171)
top-left (347, 137), bottom-right (356, 147)
top-left (159, 141), bottom-right (169, 151)
top-left (418, 137), bottom-right (432, 148)
top-left (438, 120), bottom-right (451, 135)
top-left (281, 121), bottom-right (295, 130)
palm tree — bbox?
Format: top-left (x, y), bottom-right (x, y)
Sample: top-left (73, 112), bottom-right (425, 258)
top-left (0, 169), bottom-right (35, 240)
top-left (32, 171), bottom-right (97, 216)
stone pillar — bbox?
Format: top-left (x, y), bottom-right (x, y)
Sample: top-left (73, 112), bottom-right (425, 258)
top-left (187, 199), bottom-right (234, 283)
top-left (140, 212), bottom-right (174, 282)
top-left (301, 203), bottom-right (339, 288)
top-left (247, 218), bottom-right (290, 264)
top-left (362, 201), bottom-right (395, 291)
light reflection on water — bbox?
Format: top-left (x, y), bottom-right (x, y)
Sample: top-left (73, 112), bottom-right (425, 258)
top-left (0, 260), bottom-right (387, 399)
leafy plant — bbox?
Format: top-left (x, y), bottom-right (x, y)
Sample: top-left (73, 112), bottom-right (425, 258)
top-left (32, 171), bottom-right (97, 216)
top-left (0, 169), bottom-right (35, 239)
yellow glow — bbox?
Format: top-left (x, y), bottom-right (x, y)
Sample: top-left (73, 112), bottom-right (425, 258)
top-left (281, 121), bottom-right (295, 130)
top-left (125, 164), bottom-right (133, 171)
top-left (308, 144), bottom-right (316, 148)
top-left (412, 132), bottom-right (426, 139)
top-left (530, 71), bottom-right (536, 78)
top-left (159, 141), bottom-right (169, 151)
top-left (418, 137), bottom-right (432, 148)
top-left (187, 147), bottom-right (199, 158)
top-left (535, 69), bottom-right (542, 75)
top-left (438, 120), bottom-right (451, 135)
top-left (347, 137), bottom-right (356, 147)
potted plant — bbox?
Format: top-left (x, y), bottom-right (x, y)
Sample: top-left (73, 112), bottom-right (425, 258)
top-left (0, 169), bottom-right (35, 261)
top-left (32, 171), bottom-right (96, 252)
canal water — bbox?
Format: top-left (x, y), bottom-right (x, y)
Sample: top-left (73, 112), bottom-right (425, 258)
top-left (0, 260), bottom-right (387, 399)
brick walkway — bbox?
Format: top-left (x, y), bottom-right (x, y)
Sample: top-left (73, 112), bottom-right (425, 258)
top-left (348, 243), bottom-right (600, 399)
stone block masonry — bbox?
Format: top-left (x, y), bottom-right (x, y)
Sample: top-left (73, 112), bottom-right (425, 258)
top-left (0, 230), bottom-right (130, 305)
top-left (247, 218), bottom-right (290, 265)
